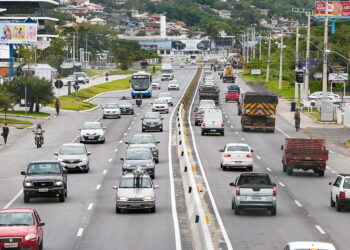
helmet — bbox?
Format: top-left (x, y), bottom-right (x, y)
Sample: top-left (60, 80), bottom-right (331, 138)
top-left (37, 123), bottom-right (41, 128)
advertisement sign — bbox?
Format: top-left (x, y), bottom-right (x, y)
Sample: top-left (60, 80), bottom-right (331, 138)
top-left (315, 1), bottom-right (350, 17)
top-left (0, 23), bottom-right (37, 44)
top-left (251, 69), bottom-right (261, 75)
top-left (171, 39), bottom-right (211, 51)
top-left (329, 73), bottom-right (348, 83)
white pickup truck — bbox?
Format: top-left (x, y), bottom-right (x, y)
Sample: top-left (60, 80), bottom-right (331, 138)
top-left (229, 173), bottom-right (277, 215)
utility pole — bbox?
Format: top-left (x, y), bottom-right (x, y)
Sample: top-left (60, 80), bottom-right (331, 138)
top-left (295, 21), bottom-right (300, 101)
top-left (259, 35), bottom-right (262, 60)
top-left (266, 33), bottom-right (271, 82)
top-left (73, 33), bottom-right (75, 62)
top-left (252, 27), bottom-right (256, 60)
top-left (322, 0), bottom-right (329, 101)
top-left (246, 30), bottom-right (249, 63)
top-left (279, 29), bottom-right (284, 89)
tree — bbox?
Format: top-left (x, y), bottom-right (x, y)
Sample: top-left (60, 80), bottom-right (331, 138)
top-left (203, 22), bottom-right (219, 41)
top-left (0, 88), bottom-right (14, 113)
top-left (136, 31), bottom-right (146, 36)
top-left (113, 48), bottom-right (133, 70)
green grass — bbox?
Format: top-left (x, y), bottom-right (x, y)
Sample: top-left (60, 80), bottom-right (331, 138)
top-left (0, 110), bottom-right (50, 118)
top-left (240, 71), bottom-right (295, 100)
top-left (48, 96), bottom-right (97, 111)
top-left (305, 110), bottom-right (336, 122)
top-left (83, 69), bottom-right (106, 77)
top-left (109, 69), bottom-right (137, 75)
top-left (0, 118), bottom-right (32, 125)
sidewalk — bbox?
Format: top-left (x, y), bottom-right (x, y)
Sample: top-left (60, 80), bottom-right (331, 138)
top-left (0, 126), bottom-right (28, 151)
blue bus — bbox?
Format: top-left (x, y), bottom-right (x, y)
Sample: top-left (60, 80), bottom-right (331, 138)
top-left (130, 71), bottom-right (152, 98)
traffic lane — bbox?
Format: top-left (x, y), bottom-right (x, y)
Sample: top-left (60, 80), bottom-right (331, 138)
top-left (190, 105), bottom-right (325, 249)
top-left (76, 69), bottom-right (197, 249)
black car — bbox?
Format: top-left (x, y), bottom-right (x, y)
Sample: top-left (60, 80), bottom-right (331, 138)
top-left (119, 99), bottom-right (134, 115)
top-left (227, 84), bottom-right (240, 93)
top-left (141, 112), bottom-right (164, 132)
top-left (172, 41), bottom-right (186, 50)
top-left (197, 40), bottom-right (210, 50)
top-left (21, 161), bottom-right (68, 203)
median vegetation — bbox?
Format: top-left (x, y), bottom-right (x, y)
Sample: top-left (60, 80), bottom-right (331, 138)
top-left (0, 110), bottom-right (51, 118)
top-left (0, 118), bottom-right (33, 126)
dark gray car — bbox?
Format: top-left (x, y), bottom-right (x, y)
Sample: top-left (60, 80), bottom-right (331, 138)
top-left (126, 134), bottom-right (160, 163)
top-left (119, 99), bottom-right (134, 115)
top-left (121, 148), bottom-right (155, 178)
top-left (141, 112), bottom-right (164, 132)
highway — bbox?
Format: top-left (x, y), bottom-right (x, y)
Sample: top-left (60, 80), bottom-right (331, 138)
top-left (188, 71), bottom-right (350, 249)
top-left (0, 66), bottom-right (196, 250)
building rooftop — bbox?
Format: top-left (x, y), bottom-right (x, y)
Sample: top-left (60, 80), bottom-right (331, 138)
top-left (0, 0), bottom-right (58, 5)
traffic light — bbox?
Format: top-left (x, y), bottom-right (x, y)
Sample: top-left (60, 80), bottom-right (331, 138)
top-left (295, 70), bottom-right (304, 83)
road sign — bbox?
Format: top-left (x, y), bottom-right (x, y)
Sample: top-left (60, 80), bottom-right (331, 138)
top-left (251, 69), bottom-right (261, 75)
top-left (73, 84), bottom-right (80, 91)
top-left (55, 80), bottom-right (63, 89)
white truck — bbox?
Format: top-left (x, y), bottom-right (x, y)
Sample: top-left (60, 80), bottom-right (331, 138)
top-left (161, 64), bottom-right (174, 81)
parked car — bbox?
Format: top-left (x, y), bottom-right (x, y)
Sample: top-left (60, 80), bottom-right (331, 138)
top-left (330, 173), bottom-right (350, 212)
top-left (219, 143), bottom-right (254, 171)
top-left (73, 72), bottom-right (89, 84)
top-left (55, 143), bottom-right (91, 173)
top-left (79, 122), bottom-right (106, 144)
top-left (126, 133), bottom-right (160, 163)
top-left (230, 173), bottom-right (277, 215)
top-left (21, 160), bottom-right (68, 203)
top-left (113, 170), bottom-right (159, 213)
top-left (102, 103), bottom-right (121, 119)
top-left (284, 241), bottom-right (336, 250)
top-left (152, 81), bottom-right (161, 89)
top-left (159, 93), bottom-right (173, 106)
top-left (201, 109), bottom-right (224, 136)
top-left (168, 80), bottom-right (180, 91)
top-left (152, 98), bottom-right (169, 114)
top-left (119, 99), bottom-right (134, 115)
top-left (141, 112), bottom-right (164, 132)
top-left (0, 208), bottom-right (45, 249)
top-left (121, 148), bottom-right (155, 178)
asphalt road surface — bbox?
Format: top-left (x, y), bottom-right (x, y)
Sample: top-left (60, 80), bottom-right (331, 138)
top-left (0, 66), bottom-right (196, 250)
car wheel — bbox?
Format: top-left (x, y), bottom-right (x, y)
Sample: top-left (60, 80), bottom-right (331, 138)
top-left (248, 166), bottom-right (253, 171)
top-left (151, 173), bottom-right (155, 179)
top-left (287, 168), bottom-right (293, 176)
top-left (103, 116), bottom-right (106, 119)
top-left (201, 131), bottom-right (205, 136)
top-left (231, 201), bottom-right (235, 210)
top-left (38, 239), bottom-right (43, 250)
top-left (282, 163), bottom-right (287, 172)
top-left (330, 195), bottom-right (335, 207)
top-left (234, 205), bottom-right (240, 215)
top-left (24, 195), bottom-right (30, 203)
top-left (116, 206), bottom-right (121, 213)
top-left (65, 187), bottom-right (67, 197)
top-left (336, 198), bottom-right (343, 212)
top-left (142, 128), bottom-right (145, 132)
top-left (271, 206), bottom-right (277, 216)
top-left (59, 192), bottom-right (65, 202)
top-left (160, 128), bottom-right (163, 132)
top-left (101, 139), bottom-right (105, 144)
top-left (118, 115), bottom-right (121, 119)
top-left (155, 159), bottom-right (159, 163)
top-left (150, 206), bottom-right (156, 213)
top-left (318, 170), bottom-right (325, 177)
top-left (221, 131), bottom-right (225, 136)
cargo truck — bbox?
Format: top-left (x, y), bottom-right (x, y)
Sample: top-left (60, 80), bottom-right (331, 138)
top-left (199, 83), bottom-right (220, 104)
top-left (161, 64), bottom-right (174, 81)
top-left (223, 64), bottom-right (235, 83)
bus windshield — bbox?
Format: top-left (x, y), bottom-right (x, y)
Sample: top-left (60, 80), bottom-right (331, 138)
top-left (131, 76), bottom-right (150, 91)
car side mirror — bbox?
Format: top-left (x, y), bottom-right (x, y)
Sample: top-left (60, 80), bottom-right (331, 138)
top-left (54, 152), bottom-right (58, 156)
top-left (101, 107), bottom-right (104, 109)
top-left (62, 169), bottom-right (68, 174)
top-left (161, 118), bottom-right (164, 120)
top-left (113, 185), bottom-right (118, 189)
top-left (272, 183), bottom-right (276, 186)
top-left (78, 128), bottom-right (81, 131)
top-left (154, 185), bottom-right (160, 189)
top-left (229, 182), bottom-right (235, 187)
top-left (250, 149), bottom-right (254, 153)
top-left (219, 149), bottom-right (224, 152)
top-left (141, 118), bottom-right (144, 120)
top-left (87, 152), bottom-right (91, 156)
top-left (156, 141), bottom-right (160, 144)
top-left (329, 182), bottom-right (332, 185)
top-left (120, 158), bottom-right (124, 161)
top-left (21, 171), bottom-right (26, 175)
top-left (194, 108), bottom-right (198, 112)
top-left (38, 222), bottom-right (45, 227)
top-left (280, 145), bottom-right (284, 150)
top-left (103, 127), bottom-right (106, 129)
top-left (125, 142), bottom-right (129, 144)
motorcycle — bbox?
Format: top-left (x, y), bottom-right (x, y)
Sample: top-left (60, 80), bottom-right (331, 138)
top-left (35, 134), bottom-right (43, 148)
top-left (136, 98), bottom-right (142, 107)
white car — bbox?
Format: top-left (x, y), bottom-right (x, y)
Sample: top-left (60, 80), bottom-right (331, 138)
top-left (179, 63), bottom-right (185, 68)
top-left (152, 82), bottom-right (161, 89)
top-left (219, 143), bottom-right (253, 171)
top-left (330, 173), bottom-right (350, 212)
top-left (191, 60), bottom-right (196, 65)
top-left (284, 241), bottom-right (336, 250)
top-left (102, 103), bottom-right (121, 119)
top-left (159, 93), bottom-right (173, 106)
top-left (168, 80), bottom-right (179, 91)
top-left (79, 122), bottom-right (106, 144)
top-left (152, 98), bottom-right (169, 114)
top-left (199, 99), bottom-right (216, 108)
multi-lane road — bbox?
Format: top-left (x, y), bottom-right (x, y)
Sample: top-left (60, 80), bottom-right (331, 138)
top-left (1, 64), bottom-right (350, 250)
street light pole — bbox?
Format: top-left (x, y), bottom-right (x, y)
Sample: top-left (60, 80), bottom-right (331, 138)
top-left (295, 21), bottom-right (300, 101)
top-left (322, 0), bottom-right (329, 101)
top-left (259, 35), bottom-right (262, 61)
top-left (305, 12), bottom-right (311, 98)
top-left (279, 29), bottom-right (284, 89)
top-left (266, 33), bottom-right (271, 83)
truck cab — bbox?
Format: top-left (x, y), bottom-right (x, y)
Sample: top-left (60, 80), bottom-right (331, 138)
top-left (161, 64), bottom-right (174, 81)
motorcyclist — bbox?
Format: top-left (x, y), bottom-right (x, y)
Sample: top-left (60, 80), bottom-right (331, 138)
top-left (33, 123), bottom-right (45, 145)
top-left (136, 94), bottom-right (142, 107)
top-left (294, 108), bottom-right (301, 131)
top-left (55, 98), bottom-right (60, 115)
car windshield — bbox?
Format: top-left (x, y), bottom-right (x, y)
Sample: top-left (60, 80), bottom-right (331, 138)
top-left (228, 90), bottom-right (238, 94)
top-left (159, 93), bottom-right (171, 98)
top-left (227, 145), bottom-right (250, 152)
top-left (60, 146), bottom-right (85, 155)
top-left (125, 150), bottom-right (152, 160)
top-left (119, 177), bottom-right (152, 188)
top-left (343, 178), bottom-right (350, 189)
top-left (154, 99), bottom-right (167, 104)
top-left (119, 100), bottom-right (132, 105)
top-left (74, 73), bottom-right (84, 77)
top-left (169, 80), bottom-right (177, 84)
top-left (144, 113), bottom-right (160, 119)
top-left (27, 163), bottom-right (61, 174)
top-left (104, 104), bottom-right (118, 109)
top-left (82, 123), bottom-right (101, 130)
top-left (0, 212), bottom-right (34, 226)
top-left (130, 135), bottom-right (154, 144)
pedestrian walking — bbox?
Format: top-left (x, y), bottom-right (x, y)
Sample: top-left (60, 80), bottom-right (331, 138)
top-left (1, 122), bottom-right (9, 145)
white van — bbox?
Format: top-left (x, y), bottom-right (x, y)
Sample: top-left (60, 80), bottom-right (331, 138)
top-left (201, 109), bottom-right (224, 136)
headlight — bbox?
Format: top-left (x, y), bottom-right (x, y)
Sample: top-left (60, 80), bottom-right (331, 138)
top-left (146, 164), bottom-right (151, 167)
top-left (25, 233), bottom-right (37, 241)
top-left (54, 181), bottom-right (63, 186)
top-left (57, 158), bottom-right (63, 162)
top-left (82, 158), bottom-right (88, 162)
top-left (23, 182), bottom-right (32, 188)
top-left (118, 197), bottom-right (128, 201)
top-left (143, 196), bottom-right (153, 201)
top-left (125, 164), bottom-right (131, 167)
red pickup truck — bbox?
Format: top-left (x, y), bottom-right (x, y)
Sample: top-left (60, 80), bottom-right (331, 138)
top-left (281, 138), bottom-right (328, 176)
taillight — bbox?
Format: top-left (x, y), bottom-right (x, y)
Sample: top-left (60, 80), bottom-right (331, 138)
top-left (273, 187), bottom-right (276, 197)
top-left (246, 154), bottom-right (253, 158)
top-left (202, 122), bottom-right (206, 127)
top-left (236, 187), bottom-right (240, 196)
top-left (221, 122), bottom-right (224, 127)
top-left (195, 113), bottom-right (201, 115)
top-left (224, 154), bottom-right (231, 157)
top-left (339, 192), bottom-right (346, 198)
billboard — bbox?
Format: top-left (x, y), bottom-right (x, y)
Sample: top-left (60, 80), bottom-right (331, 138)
top-left (0, 23), bottom-right (37, 45)
top-left (171, 39), bottom-right (211, 51)
top-left (315, 1), bottom-right (350, 16)
top-left (329, 73), bottom-right (348, 83)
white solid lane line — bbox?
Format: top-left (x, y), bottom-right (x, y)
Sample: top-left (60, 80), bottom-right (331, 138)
top-left (103, 170), bottom-right (107, 175)
top-left (96, 184), bottom-right (101, 190)
top-left (108, 158), bottom-right (112, 162)
top-left (276, 127), bottom-right (291, 138)
top-left (279, 181), bottom-right (285, 187)
top-left (3, 189), bottom-right (23, 209)
top-left (87, 203), bottom-right (93, 210)
top-left (132, 121), bottom-right (135, 124)
top-left (266, 167), bottom-right (272, 172)
top-left (256, 155), bottom-right (261, 160)
top-left (77, 228), bottom-right (84, 237)
top-left (338, 154), bottom-right (345, 158)
top-left (294, 200), bottom-right (303, 207)
top-left (315, 225), bottom-right (326, 235)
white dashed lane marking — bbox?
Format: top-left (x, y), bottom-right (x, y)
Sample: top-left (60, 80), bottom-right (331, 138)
top-left (279, 181), bottom-right (285, 187)
top-left (241, 138), bottom-right (245, 141)
top-left (124, 133), bottom-right (127, 136)
top-left (331, 170), bottom-right (337, 174)
top-left (256, 155), bottom-right (261, 160)
top-left (108, 158), bottom-right (112, 162)
top-left (230, 125), bottom-right (233, 129)
top-left (119, 140), bottom-right (123, 144)
top-left (266, 167), bottom-right (272, 172)
top-left (103, 170), bottom-right (107, 175)
top-left (315, 225), bottom-right (326, 235)
top-left (77, 228), bottom-right (84, 237)
top-left (235, 132), bottom-right (239, 135)
top-left (96, 184), bottom-right (101, 190)
top-left (294, 200), bottom-right (303, 207)
top-left (87, 203), bottom-right (93, 210)
top-left (114, 148), bottom-right (118, 152)
top-left (132, 122), bottom-right (135, 124)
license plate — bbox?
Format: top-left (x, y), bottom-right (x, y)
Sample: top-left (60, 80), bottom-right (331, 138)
top-left (235, 161), bottom-right (242, 164)
top-left (148, 125), bottom-right (155, 127)
top-left (210, 129), bottom-right (216, 132)
top-left (4, 243), bottom-right (18, 248)
top-left (251, 196), bottom-right (262, 200)
top-left (129, 203), bottom-right (140, 206)
top-left (88, 136), bottom-right (94, 139)
top-left (38, 188), bottom-right (49, 192)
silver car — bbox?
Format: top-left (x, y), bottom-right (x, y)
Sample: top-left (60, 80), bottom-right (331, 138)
top-left (126, 134), bottom-right (160, 163)
top-left (121, 147), bottom-right (155, 178)
top-left (159, 93), bottom-right (173, 106)
top-left (102, 103), bottom-right (121, 119)
top-left (79, 122), bottom-right (106, 144)
top-left (113, 171), bottom-right (159, 213)
top-left (55, 143), bottom-right (91, 173)
top-left (152, 98), bottom-right (169, 114)
top-left (152, 82), bottom-right (161, 89)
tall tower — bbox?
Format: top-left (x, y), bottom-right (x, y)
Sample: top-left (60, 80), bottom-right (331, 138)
top-left (160, 15), bottom-right (166, 38)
